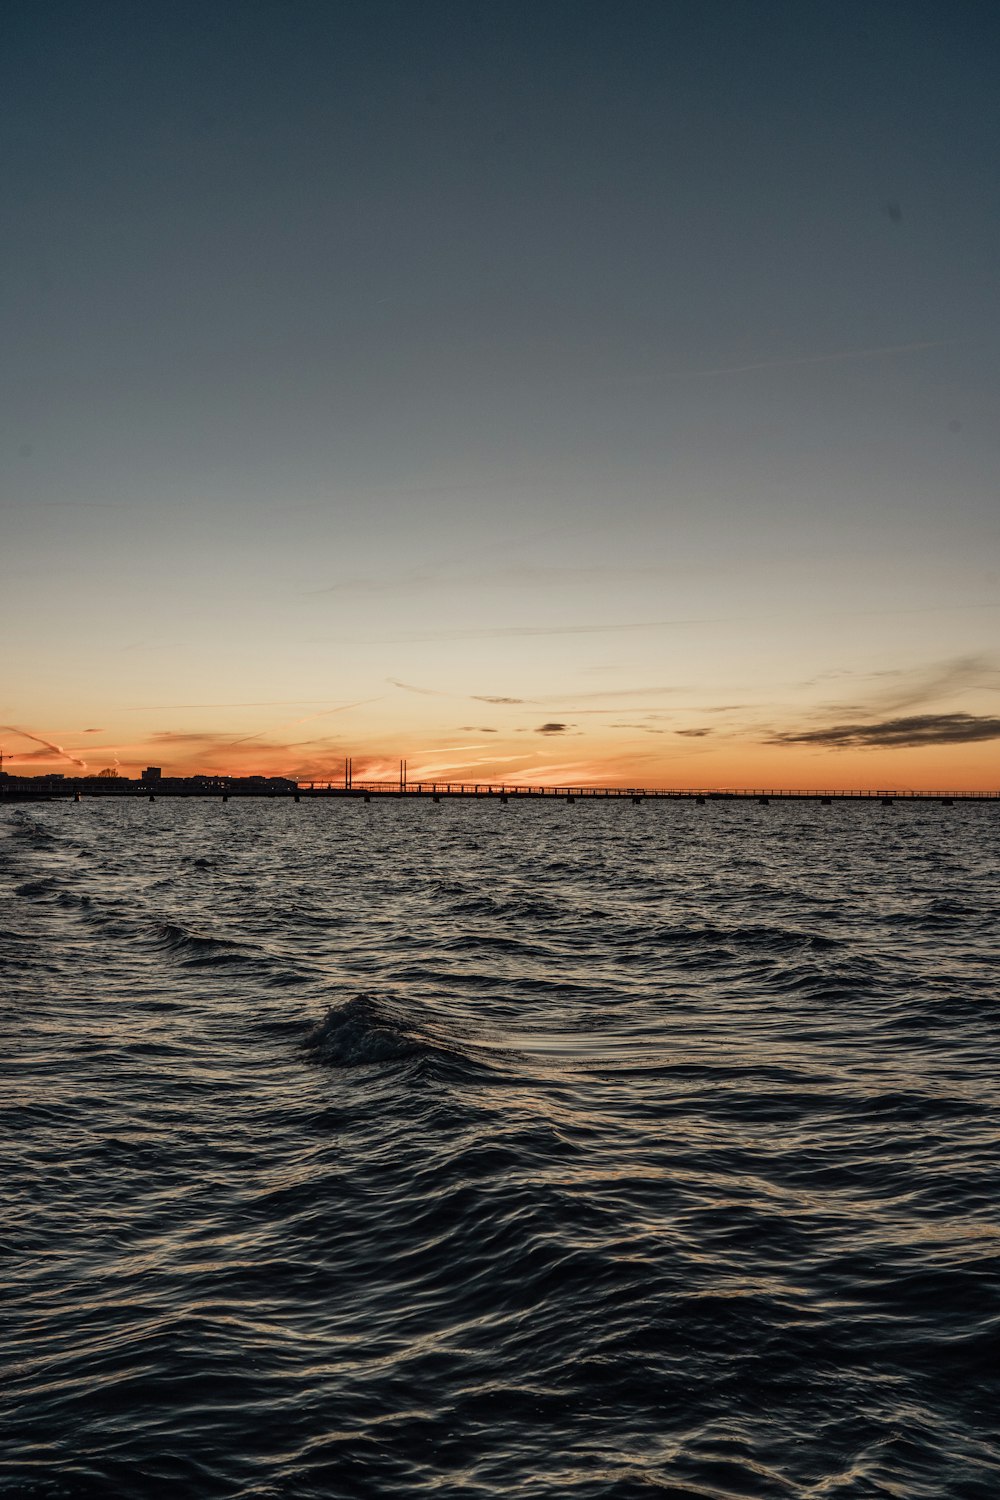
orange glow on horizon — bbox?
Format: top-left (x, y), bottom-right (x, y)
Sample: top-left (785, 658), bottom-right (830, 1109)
top-left (2, 727), bottom-right (996, 793)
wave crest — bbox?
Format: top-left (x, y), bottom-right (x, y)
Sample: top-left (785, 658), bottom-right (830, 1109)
top-left (303, 994), bottom-right (468, 1071)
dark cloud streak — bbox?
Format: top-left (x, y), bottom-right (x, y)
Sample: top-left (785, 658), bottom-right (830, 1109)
top-left (768, 713), bottom-right (1000, 749)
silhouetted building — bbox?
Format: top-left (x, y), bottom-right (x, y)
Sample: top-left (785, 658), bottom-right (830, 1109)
top-left (141, 767), bottom-right (162, 783)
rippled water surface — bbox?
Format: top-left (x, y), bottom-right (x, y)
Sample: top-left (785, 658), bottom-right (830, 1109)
top-left (2, 797), bottom-right (998, 1499)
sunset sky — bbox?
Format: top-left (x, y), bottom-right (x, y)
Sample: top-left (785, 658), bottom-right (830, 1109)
top-left (3, 0), bottom-right (998, 789)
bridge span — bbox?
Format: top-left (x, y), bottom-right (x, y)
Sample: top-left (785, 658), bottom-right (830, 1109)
top-left (299, 782), bottom-right (997, 805)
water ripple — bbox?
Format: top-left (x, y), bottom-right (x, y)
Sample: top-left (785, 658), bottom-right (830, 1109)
top-left (1, 799), bottom-right (998, 1499)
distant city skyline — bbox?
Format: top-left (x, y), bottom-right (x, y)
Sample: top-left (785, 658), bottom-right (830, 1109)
top-left (3, 1), bottom-right (998, 789)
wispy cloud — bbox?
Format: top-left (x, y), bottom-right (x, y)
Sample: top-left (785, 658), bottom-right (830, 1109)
top-left (768, 713), bottom-right (1000, 749)
top-left (419, 742), bottom-right (493, 754)
top-left (369, 619), bottom-right (709, 644)
top-left (406, 754), bottom-right (523, 778)
top-left (214, 697), bottom-right (382, 755)
top-left (537, 722), bottom-right (570, 735)
top-left (397, 680), bottom-right (680, 710)
top-left (388, 678), bottom-right (450, 697)
top-left (676, 728), bottom-right (712, 737)
top-left (555, 706), bottom-right (678, 716)
top-left (338, 602), bottom-right (1000, 649)
top-left (149, 731), bottom-right (232, 747)
top-left (546, 685), bottom-right (679, 702)
top-left (781, 656), bottom-right (1000, 745)
top-left (844, 655), bottom-right (999, 716)
top-left (143, 728), bottom-right (356, 778)
top-left (308, 560), bottom-right (668, 599)
top-left (504, 758), bottom-right (628, 786)
top-left (128, 700), bottom-right (340, 711)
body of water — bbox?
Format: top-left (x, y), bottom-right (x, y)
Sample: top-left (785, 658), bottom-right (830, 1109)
top-left (2, 798), bottom-right (998, 1498)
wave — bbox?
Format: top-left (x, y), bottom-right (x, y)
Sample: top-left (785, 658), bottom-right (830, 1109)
top-left (146, 919), bottom-right (245, 960)
top-left (76, 914), bottom-right (255, 969)
top-left (8, 814), bottom-right (64, 848)
top-left (444, 890), bottom-right (569, 922)
top-left (610, 919), bottom-right (842, 954)
top-left (14, 877), bottom-right (63, 898)
top-left (303, 993), bottom-right (489, 1074)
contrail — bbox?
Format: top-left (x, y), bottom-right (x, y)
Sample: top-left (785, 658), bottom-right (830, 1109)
top-left (0, 725), bottom-right (87, 769)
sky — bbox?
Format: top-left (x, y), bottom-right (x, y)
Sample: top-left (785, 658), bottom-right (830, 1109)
top-left (2, 0), bottom-right (998, 790)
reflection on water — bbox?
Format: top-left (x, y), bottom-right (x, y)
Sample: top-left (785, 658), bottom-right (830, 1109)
top-left (2, 798), bottom-right (998, 1498)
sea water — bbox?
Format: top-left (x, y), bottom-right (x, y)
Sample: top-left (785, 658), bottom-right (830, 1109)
top-left (2, 797), bottom-right (998, 1498)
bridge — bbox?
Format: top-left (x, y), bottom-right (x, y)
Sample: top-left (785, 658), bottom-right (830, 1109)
top-left (298, 782), bottom-right (997, 805)
top-left (2, 776), bottom-right (997, 805)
